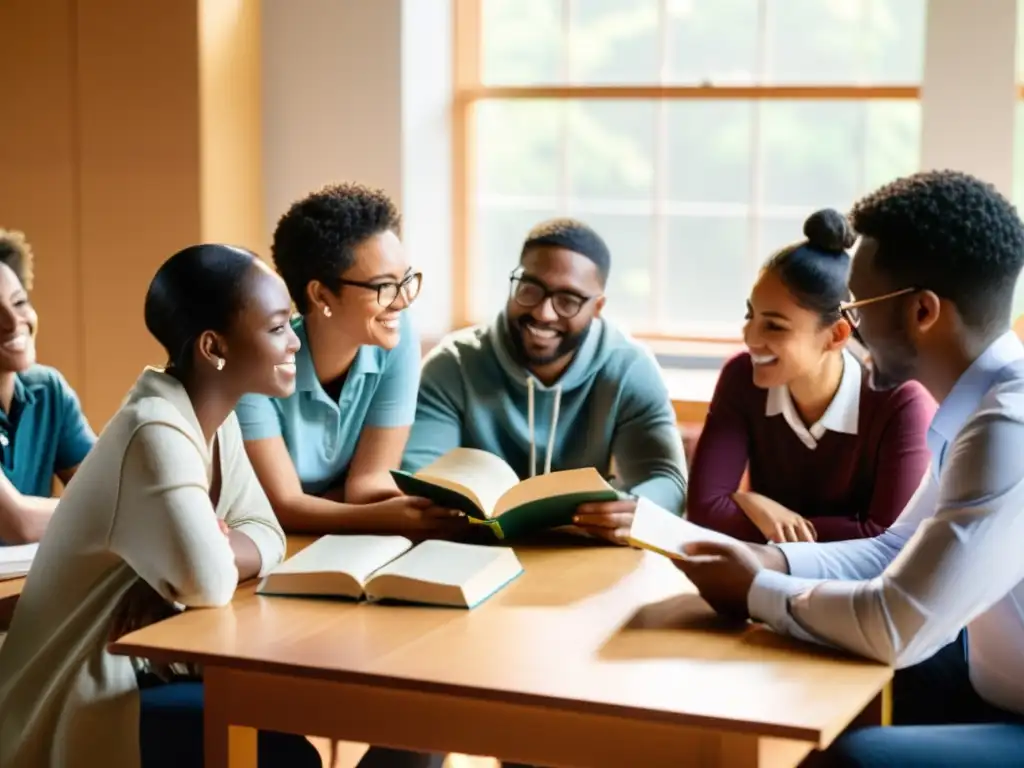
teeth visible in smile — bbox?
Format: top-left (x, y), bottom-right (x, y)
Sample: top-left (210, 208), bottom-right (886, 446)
top-left (379, 318), bottom-right (399, 330)
top-left (275, 362), bottom-right (296, 374)
top-left (1, 334), bottom-right (28, 352)
top-left (526, 326), bottom-right (558, 340)
top-left (750, 353), bottom-right (778, 365)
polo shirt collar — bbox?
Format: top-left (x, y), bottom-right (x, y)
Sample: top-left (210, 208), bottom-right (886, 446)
top-left (765, 349), bottom-right (861, 450)
top-left (292, 316), bottom-right (382, 401)
top-left (927, 330), bottom-right (1024, 470)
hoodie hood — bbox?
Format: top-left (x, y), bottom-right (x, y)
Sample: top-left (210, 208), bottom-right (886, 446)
top-left (487, 311), bottom-right (613, 477)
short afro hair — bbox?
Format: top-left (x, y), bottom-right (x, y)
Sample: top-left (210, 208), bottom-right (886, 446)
top-left (272, 182), bottom-right (401, 314)
top-left (850, 170), bottom-right (1024, 330)
top-left (522, 218), bottom-right (611, 285)
top-left (0, 229), bottom-right (35, 290)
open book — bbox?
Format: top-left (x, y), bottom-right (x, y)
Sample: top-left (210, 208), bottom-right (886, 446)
top-left (0, 542), bottom-right (38, 580)
top-left (257, 535), bottom-right (523, 609)
top-left (391, 448), bottom-right (619, 539)
top-left (627, 498), bottom-right (739, 561)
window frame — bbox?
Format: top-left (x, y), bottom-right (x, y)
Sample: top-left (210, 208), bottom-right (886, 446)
top-left (451, 0), bottom-right (921, 341)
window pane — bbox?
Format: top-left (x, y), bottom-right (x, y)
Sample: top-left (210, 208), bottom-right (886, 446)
top-left (568, 0), bottom-right (659, 84)
top-left (758, 215), bottom-right (808, 264)
top-left (863, 100), bottom-right (921, 191)
top-left (567, 100), bottom-right (655, 200)
top-left (664, 215), bottom-right (750, 334)
top-left (765, 0), bottom-right (925, 85)
top-left (476, 100), bottom-right (562, 198)
top-left (482, 0), bottom-right (563, 85)
top-left (667, 0), bottom-right (759, 85)
top-left (474, 206), bottom-right (559, 321)
top-left (572, 212), bottom-right (654, 328)
top-left (666, 101), bottom-right (753, 204)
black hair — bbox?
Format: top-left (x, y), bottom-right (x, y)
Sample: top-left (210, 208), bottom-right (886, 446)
top-left (144, 244), bottom-right (259, 373)
top-left (522, 218), bottom-right (611, 285)
top-left (0, 229), bottom-right (35, 290)
top-left (764, 208), bottom-right (856, 325)
top-left (850, 170), bottom-right (1024, 330)
top-left (272, 182), bottom-right (401, 314)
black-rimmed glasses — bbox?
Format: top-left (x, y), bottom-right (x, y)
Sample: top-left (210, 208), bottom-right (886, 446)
top-left (839, 287), bottom-right (918, 344)
top-left (509, 269), bottom-right (597, 319)
top-left (339, 271), bottom-right (423, 308)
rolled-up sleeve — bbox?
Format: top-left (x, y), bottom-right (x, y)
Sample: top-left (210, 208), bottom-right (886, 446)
top-left (749, 406), bottom-right (1024, 669)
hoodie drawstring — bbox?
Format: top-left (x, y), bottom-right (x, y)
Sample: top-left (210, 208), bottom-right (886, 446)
top-left (526, 377), bottom-right (563, 477)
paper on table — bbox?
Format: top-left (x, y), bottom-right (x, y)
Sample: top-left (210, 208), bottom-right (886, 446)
top-left (0, 542), bottom-right (38, 579)
top-left (627, 498), bottom-right (739, 561)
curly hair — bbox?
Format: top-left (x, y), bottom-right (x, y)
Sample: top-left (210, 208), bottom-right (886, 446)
top-left (0, 229), bottom-right (35, 290)
top-left (522, 217), bottom-right (611, 284)
top-left (272, 182), bottom-right (401, 314)
top-left (850, 170), bottom-right (1024, 329)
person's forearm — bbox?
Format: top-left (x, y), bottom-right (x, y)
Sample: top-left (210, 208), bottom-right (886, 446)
top-left (343, 472), bottom-right (402, 505)
top-left (687, 495), bottom-right (766, 542)
top-left (807, 515), bottom-right (885, 542)
top-left (271, 494), bottom-right (394, 535)
top-left (227, 529), bottom-right (263, 582)
top-left (0, 495), bottom-right (59, 543)
top-left (749, 542), bottom-right (789, 572)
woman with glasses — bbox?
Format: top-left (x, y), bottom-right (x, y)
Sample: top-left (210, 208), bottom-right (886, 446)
top-left (687, 209), bottom-right (935, 544)
top-left (235, 183), bottom-right (466, 565)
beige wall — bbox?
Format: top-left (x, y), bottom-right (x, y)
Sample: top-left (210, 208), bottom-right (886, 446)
top-left (0, 0), bottom-right (263, 429)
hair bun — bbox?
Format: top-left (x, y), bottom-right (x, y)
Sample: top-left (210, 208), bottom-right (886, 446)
top-left (803, 208), bottom-right (855, 255)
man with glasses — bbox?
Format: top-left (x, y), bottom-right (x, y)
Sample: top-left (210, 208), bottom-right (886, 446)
top-left (675, 170), bottom-right (1024, 766)
top-left (402, 218), bottom-right (687, 541)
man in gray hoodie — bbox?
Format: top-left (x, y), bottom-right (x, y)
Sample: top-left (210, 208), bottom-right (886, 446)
top-left (402, 218), bottom-right (688, 542)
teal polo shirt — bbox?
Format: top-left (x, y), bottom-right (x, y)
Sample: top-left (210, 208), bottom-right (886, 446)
top-left (1, 365), bottom-right (96, 497)
top-left (235, 313), bottom-right (421, 495)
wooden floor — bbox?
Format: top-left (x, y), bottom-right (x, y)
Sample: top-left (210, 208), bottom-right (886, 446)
top-left (309, 740), bottom-right (497, 768)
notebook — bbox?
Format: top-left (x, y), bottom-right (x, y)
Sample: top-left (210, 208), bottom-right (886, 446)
top-left (627, 498), bottom-right (738, 561)
top-left (256, 535), bottom-right (523, 609)
top-left (0, 542), bottom-right (38, 580)
top-left (391, 447), bottom-right (619, 539)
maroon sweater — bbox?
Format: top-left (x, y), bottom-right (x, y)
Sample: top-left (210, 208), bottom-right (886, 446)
top-left (687, 353), bottom-right (935, 542)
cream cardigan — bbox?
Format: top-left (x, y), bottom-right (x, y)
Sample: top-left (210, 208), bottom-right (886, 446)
top-left (0, 368), bottom-right (286, 767)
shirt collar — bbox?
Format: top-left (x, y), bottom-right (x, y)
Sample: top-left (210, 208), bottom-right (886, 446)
top-left (765, 349), bottom-right (861, 449)
top-left (927, 330), bottom-right (1024, 468)
top-left (292, 316), bottom-right (382, 399)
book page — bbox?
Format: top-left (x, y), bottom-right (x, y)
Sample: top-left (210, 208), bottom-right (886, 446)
top-left (267, 535), bottom-right (412, 587)
top-left (493, 467), bottom-right (613, 518)
top-left (627, 498), bottom-right (739, 561)
top-left (0, 542), bottom-right (38, 579)
top-left (368, 539), bottom-right (510, 587)
top-left (416, 448), bottom-right (521, 518)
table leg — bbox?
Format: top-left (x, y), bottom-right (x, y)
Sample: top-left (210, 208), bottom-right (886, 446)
top-left (204, 667), bottom-right (258, 768)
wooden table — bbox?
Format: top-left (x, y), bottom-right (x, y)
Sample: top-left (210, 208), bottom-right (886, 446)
top-left (0, 576), bottom-right (25, 630)
top-left (663, 367), bottom-right (719, 425)
top-left (111, 541), bottom-right (891, 768)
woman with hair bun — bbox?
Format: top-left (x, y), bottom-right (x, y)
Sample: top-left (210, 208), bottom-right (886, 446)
top-left (0, 245), bottom-right (320, 767)
top-left (687, 209), bottom-right (935, 544)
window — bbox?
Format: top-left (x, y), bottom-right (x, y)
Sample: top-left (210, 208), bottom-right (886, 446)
top-left (454, 0), bottom-right (925, 338)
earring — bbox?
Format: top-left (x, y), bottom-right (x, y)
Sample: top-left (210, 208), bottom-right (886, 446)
top-left (323, 306), bottom-right (332, 318)
top-left (214, 357), bottom-right (225, 371)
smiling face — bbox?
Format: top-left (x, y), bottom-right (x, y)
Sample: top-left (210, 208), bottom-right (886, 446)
top-left (318, 230), bottom-right (413, 351)
top-left (505, 246), bottom-right (606, 368)
top-left (744, 268), bottom-right (847, 389)
top-left (213, 264), bottom-right (301, 398)
top-left (0, 262), bottom-right (38, 373)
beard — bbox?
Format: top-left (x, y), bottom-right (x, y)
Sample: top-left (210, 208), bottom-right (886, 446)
top-left (508, 314), bottom-right (589, 366)
top-left (865, 325), bottom-right (918, 391)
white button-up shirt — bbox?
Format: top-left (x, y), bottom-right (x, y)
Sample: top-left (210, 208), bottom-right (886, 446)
top-left (748, 331), bottom-right (1024, 715)
top-left (765, 349), bottom-right (862, 450)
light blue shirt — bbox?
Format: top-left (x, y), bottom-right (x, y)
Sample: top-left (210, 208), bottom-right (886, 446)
top-left (235, 313), bottom-right (420, 495)
top-left (747, 331), bottom-right (1024, 715)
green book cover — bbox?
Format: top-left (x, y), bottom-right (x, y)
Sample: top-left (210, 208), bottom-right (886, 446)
top-left (390, 448), bottom-right (619, 539)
